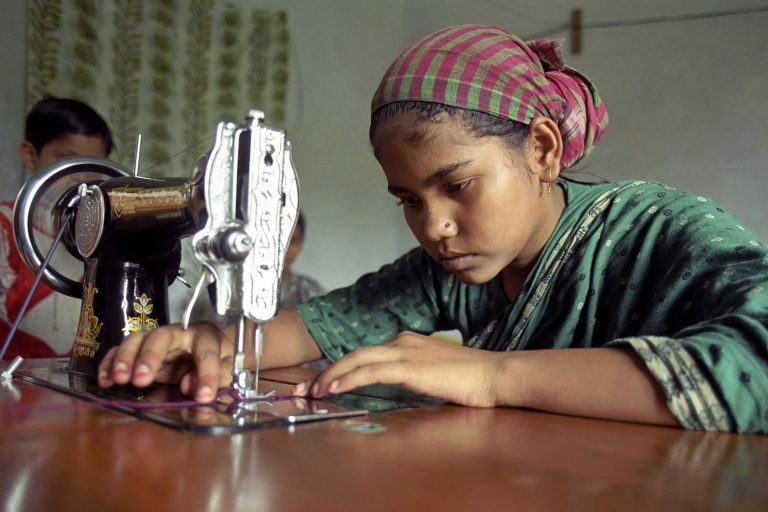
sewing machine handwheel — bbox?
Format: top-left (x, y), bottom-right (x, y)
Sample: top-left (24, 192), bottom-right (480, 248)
top-left (13, 157), bottom-right (130, 297)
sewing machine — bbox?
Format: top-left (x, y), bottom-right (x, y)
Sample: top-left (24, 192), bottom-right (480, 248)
top-left (3, 110), bottom-right (420, 433)
top-left (13, 109), bottom-right (298, 394)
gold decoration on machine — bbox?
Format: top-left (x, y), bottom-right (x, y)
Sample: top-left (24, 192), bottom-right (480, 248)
top-left (110, 185), bottom-right (188, 219)
top-left (124, 293), bottom-right (160, 336)
top-left (73, 283), bottom-right (103, 358)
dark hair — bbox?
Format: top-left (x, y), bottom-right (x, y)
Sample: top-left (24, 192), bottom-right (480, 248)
top-left (25, 97), bottom-right (114, 155)
top-left (296, 210), bottom-right (306, 233)
top-left (370, 101), bottom-right (529, 150)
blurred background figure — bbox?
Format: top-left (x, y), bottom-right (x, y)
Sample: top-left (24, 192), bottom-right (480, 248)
top-left (1, 97), bottom-right (113, 359)
top-left (280, 211), bottom-right (324, 308)
top-left (282, 211), bottom-right (328, 369)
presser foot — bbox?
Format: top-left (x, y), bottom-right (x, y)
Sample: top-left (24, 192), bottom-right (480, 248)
top-left (231, 368), bottom-right (269, 400)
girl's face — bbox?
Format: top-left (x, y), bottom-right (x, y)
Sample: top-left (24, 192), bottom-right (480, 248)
top-left (374, 115), bottom-right (562, 288)
top-left (21, 133), bottom-right (109, 172)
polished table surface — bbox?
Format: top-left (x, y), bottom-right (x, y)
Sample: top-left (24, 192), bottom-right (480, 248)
top-left (1, 364), bottom-right (767, 512)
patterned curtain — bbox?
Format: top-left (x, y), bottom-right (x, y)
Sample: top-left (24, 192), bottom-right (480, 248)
top-left (26, 0), bottom-right (289, 177)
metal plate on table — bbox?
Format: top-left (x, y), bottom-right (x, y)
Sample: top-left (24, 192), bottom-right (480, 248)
top-left (11, 358), bottom-right (415, 435)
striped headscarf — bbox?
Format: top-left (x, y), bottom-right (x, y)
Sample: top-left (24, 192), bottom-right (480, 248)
top-left (371, 25), bottom-right (609, 170)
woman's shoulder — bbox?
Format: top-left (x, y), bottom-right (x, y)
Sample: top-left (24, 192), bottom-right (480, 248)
top-left (563, 178), bottom-right (736, 220)
top-left (562, 178), bottom-right (690, 202)
top-left (563, 178), bottom-right (765, 251)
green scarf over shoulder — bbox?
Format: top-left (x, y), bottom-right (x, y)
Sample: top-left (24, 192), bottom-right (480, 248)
top-left (298, 179), bottom-right (768, 433)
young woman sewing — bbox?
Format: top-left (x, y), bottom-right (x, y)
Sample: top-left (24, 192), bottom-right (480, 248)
top-left (98, 25), bottom-right (768, 433)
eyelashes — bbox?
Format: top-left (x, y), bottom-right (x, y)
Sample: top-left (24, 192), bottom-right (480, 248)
top-left (395, 198), bottom-right (417, 207)
top-left (446, 180), bottom-right (472, 193)
top-left (393, 179), bottom-right (475, 208)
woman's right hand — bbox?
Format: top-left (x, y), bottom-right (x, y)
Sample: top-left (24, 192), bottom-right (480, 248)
top-left (97, 321), bottom-right (235, 402)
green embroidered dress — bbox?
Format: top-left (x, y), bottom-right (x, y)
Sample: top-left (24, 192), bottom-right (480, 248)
top-left (297, 180), bottom-right (768, 433)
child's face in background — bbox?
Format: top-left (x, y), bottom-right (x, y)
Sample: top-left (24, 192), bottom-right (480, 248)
top-left (374, 114), bottom-right (557, 286)
top-left (20, 133), bottom-right (109, 172)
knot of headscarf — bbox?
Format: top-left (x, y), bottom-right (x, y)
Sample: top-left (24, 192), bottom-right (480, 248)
top-left (371, 25), bottom-right (609, 170)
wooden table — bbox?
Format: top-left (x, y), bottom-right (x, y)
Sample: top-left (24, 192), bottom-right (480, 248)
top-left (1, 365), bottom-right (766, 512)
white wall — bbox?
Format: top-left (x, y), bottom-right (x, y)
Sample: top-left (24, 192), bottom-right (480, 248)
top-left (2, 0), bottom-right (767, 294)
top-left (0, 1), bottom-right (27, 195)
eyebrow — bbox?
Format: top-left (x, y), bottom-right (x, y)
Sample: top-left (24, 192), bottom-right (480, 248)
top-left (387, 159), bottom-right (473, 195)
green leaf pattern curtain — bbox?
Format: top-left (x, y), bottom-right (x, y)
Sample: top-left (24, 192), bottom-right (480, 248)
top-left (26, 0), bottom-right (289, 176)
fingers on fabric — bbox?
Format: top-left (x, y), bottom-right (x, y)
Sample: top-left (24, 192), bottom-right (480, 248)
top-left (132, 326), bottom-right (189, 387)
top-left (97, 346), bottom-right (119, 387)
top-left (309, 341), bottom-right (416, 398)
top-left (315, 361), bottom-right (410, 399)
top-left (97, 324), bottom-right (189, 388)
top-left (102, 330), bottom-right (155, 386)
top-left (291, 380), bottom-right (312, 397)
top-left (96, 322), bottom-right (253, 404)
top-left (190, 332), bottom-right (230, 402)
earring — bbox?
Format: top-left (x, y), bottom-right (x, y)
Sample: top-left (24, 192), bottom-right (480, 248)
top-left (547, 167), bottom-right (552, 195)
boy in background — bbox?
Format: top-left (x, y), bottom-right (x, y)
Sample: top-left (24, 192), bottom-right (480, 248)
top-left (1, 97), bottom-right (113, 358)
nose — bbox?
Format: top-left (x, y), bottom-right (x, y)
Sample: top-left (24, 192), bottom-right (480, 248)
top-left (422, 211), bottom-right (457, 242)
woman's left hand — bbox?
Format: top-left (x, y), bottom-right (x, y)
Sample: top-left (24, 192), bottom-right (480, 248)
top-left (291, 331), bottom-right (508, 407)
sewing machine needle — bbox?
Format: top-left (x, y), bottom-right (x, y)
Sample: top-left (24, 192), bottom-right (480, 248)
top-left (133, 134), bottom-right (142, 177)
top-left (230, 317), bottom-right (264, 399)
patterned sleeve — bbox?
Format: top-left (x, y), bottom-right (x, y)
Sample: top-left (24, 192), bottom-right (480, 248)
top-left (612, 336), bottom-right (735, 431)
top-left (604, 191), bottom-right (768, 433)
top-left (296, 248), bottom-right (444, 361)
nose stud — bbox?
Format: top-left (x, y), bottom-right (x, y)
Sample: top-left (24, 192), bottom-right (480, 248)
top-left (444, 222), bottom-right (451, 229)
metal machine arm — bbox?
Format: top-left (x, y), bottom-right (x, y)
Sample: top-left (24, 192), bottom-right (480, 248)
top-left (189, 110), bottom-right (300, 398)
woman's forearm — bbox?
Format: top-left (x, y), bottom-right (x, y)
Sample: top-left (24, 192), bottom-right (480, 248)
top-left (497, 347), bottom-right (680, 427)
top-left (255, 308), bottom-right (322, 369)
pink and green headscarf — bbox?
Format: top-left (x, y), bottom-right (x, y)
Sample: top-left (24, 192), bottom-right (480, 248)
top-left (371, 24), bottom-right (609, 170)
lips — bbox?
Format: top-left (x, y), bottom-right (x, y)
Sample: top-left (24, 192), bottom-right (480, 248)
top-left (439, 253), bottom-right (474, 272)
